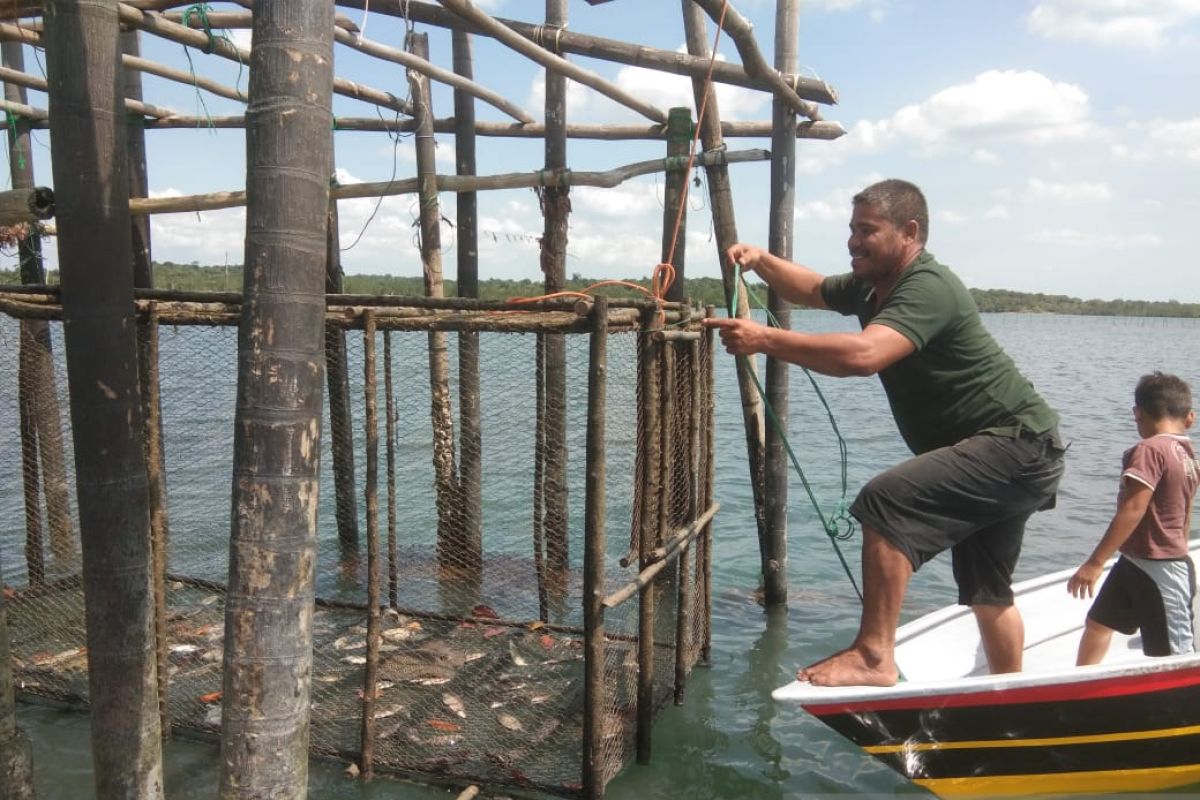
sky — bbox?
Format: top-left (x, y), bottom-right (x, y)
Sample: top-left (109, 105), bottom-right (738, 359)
top-left (3, 0), bottom-right (1199, 302)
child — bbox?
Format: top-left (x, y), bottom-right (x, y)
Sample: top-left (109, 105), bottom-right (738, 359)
top-left (1068, 371), bottom-right (1200, 665)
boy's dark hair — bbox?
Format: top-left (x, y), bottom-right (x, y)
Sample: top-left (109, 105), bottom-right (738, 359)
top-left (853, 179), bottom-right (930, 244)
top-left (1134, 371), bottom-right (1193, 420)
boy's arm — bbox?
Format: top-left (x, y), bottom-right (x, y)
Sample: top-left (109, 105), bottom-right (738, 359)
top-left (1067, 479), bottom-right (1153, 599)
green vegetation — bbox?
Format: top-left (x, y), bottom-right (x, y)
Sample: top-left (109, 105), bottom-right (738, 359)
top-left (3, 263), bottom-right (1198, 318)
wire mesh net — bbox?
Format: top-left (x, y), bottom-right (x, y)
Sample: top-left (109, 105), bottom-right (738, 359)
top-left (0, 300), bottom-right (713, 797)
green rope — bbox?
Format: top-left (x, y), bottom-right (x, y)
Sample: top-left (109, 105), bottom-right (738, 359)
top-left (5, 109), bottom-right (25, 169)
top-left (730, 264), bottom-right (862, 602)
top-left (180, 3), bottom-right (245, 130)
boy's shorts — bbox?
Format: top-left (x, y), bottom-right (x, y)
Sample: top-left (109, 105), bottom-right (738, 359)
top-left (1088, 554), bottom-right (1196, 656)
top-left (850, 428), bottom-right (1066, 606)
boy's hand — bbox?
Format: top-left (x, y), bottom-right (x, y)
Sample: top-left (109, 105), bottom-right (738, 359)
top-left (1067, 562), bottom-right (1103, 599)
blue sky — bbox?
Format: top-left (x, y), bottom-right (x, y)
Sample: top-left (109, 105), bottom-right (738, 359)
top-left (4, 0), bottom-right (1199, 301)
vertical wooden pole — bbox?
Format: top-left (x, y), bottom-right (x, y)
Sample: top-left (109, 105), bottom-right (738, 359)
top-left (123, 29), bottom-right (173, 737)
top-left (636, 312), bottom-right (662, 764)
top-left (533, 336), bottom-right (550, 621)
top-left (219, 0), bottom-right (333, 796)
top-left (581, 296), bottom-right (608, 800)
top-left (384, 331), bottom-right (398, 609)
top-left (326, 147), bottom-right (361, 559)
top-left (407, 31), bottom-right (462, 575)
top-left (0, 539), bottom-right (35, 800)
top-left (661, 107), bottom-right (691, 303)
top-left (359, 312), bottom-right (381, 780)
top-left (701, 307), bottom-right (716, 664)
top-left (17, 327), bottom-right (44, 588)
top-left (5, 40), bottom-right (74, 565)
top-left (43, 1), bottom-right (165, 796)
top-left (452, 29), bottom-right (483, 575)
top-left (682, 0), bottom-right (769, 592)
top-left (761, 0), bottom-right (799, 607)
top-left (541, 0), bottom-right (571, 581)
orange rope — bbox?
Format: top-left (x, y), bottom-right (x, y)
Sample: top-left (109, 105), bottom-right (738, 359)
top-left (507, 0), bottom-right (729, 324)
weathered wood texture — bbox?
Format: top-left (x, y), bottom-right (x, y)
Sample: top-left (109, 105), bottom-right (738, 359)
top-left (0, 547), bottom-right (35, 800)
top-left (43, 0), bottom-right (165, 797)
top-left (218, 0), bottom-right (333, 796)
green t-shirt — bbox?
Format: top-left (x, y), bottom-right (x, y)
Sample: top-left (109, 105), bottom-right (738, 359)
top-left (820, 251), bottom-right (1058, 454)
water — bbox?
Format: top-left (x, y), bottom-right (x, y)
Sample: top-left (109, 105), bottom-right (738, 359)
top-left (9, 312), bottom-right (1200, 798)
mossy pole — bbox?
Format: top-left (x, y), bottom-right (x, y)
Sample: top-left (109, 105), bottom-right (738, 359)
top-left (4, 41), bottom-right (73, 565)
top-left (0, 548), bottom-right (36, 800)
top-left (761, 0), bottom-right (799, 607)
top-left (219, 0), bottom-right (334, 796)
top-left (325, 147), bottom-right (362, 562)
top-left (682, 0), bottom-right (769, 580)
top-left (407, 31), bottom-right (462, 575)
top-left (661, 106), bottom-right (691, 303)
top-left (123, 29), bottom-right (173, 734)
top-left (452, 28), bottom-right (483, 577)
top-left (541, 0), bottom-right (570, 584)
top-left (43, 0), bottom-right (165, 796)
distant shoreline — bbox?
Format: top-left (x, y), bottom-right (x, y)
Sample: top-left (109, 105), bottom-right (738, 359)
top-left (4, 263), bottom-right (1198, 318)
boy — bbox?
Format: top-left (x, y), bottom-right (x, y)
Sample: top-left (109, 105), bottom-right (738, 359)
top-left (1068, 371), bottom-right (1200, 665)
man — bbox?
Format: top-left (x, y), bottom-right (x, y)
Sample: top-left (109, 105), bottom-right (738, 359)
top-left (705, 179), bottom-right (1064, 687)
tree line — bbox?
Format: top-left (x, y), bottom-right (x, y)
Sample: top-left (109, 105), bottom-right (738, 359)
top-left (3, 262), bottom-right (1199, 318)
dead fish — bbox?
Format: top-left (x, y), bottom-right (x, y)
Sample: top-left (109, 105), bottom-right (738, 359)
top-left (442, 693), bottom-right (466, 719)
top-left (508, 641), bottom-right (528, 667)
top-left (332, 635), bottom-right (366, 651)
top-left (341, 655), bottom-right (366, 666)
top-left (414, 676), bottom-right (452, 686)
top-left (30, 647), bottom-right (88, 670)
top-left (462, 652), bottom-right (485, 664)
top-left (497, 713), bottom-right (524, 732)
top-left (373, 702), bottom-right (405, 720)
top-left (490, 701), bottom-right (505, 709)
top-left (199, 594), bottom-right (219, 606)
top-left (530, 694), bottom-right (551, 705)
top-left (203, 704), bottom-right (222, 727)
top-left (315, 673), bottom-right (341, 683)
top-left (381, 626), bottom-right (423, 644)
top-left (170, 643), bottom-right (202, 656)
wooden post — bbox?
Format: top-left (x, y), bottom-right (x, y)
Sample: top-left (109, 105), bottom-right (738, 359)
top-left (326, 149), bottom-right (362, 560)
top-left (407, 31), bottom-right (463, 576)
top-left (701, 307), bottom-right (716, 664)
top-left (219, 0), bottom-right (333, 796)
top-left (4, 40), bottom-right (74, 566)
top-left (541, 0), bottom-right (571, 584)
top-left (384, 331), bottom-right (398, 608)
top-left (759, 0), bottom-right (799, 607)
top-left (682, 0), bottom-right (770, 590)
top-left (636, 310), bottom-right (663, 764)
top-left (359, 311), bottom-right (381, 780)
top-left (123, 29), bottom-right (173, 737)
top-left (0, 547), bottom-right (35, 800)
top-left (43, 0), bottom-right (165, 796)
top-left (661, 106), bottom-right (691, 302)
top-left (581, 295), bottom-right (608, 800)
top-left (452, 28), bottom-right (483, 576)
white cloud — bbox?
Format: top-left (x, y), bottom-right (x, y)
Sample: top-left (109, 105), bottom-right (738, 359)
top-left (1112, 117), bottom-right (1200, 163)
top-left (936, 210), bottom-right (968, 224)
top-left (984, 205), bottom-right (1010, 220)
top-left (572, 183), bottom-right (663, 219)
top-left (1027, 0), bottom-right (1200, 50)
top-left (1024, 178), bottom-right (1113, 202)
top-left (1030, 229), bottom-right (1163, 248)
top-left (972, 148), bottom-right (1000, 164)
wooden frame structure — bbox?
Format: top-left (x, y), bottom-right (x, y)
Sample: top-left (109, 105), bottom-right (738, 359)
top-left (0, 1), bottom-right (843, 798)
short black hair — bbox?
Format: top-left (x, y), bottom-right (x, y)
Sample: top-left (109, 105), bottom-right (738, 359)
top-left (1134, 371), bottom-right (1193, 420)
top-left (852, 179), bottom-right (929, 244)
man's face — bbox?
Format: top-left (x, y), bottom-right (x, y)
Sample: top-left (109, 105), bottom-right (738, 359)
top-left (847, 202), bottom-right (918, 282)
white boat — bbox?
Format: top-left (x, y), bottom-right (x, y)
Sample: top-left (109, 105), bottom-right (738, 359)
top-left (773, 539), bottom-right (1200, 797)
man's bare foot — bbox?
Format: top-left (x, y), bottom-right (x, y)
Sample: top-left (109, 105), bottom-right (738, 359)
top-left (796, 646), bottom-right (899, 687)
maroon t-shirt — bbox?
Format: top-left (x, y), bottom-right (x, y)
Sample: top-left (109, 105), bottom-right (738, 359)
top-left (1119, 433), bottom-right (1200, 559)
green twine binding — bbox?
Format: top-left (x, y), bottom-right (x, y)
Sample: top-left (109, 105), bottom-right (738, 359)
top-left (730, 263), bottom-right (863, 602)
top-left (5, 109), bottom-right (25, 169)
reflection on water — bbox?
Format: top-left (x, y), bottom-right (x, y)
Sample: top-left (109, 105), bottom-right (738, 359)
top-left (9, 313), bottom-right (1200, 798)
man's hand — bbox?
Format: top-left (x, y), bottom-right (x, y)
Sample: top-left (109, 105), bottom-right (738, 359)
top-left (726, 243), bottom-right (766, 273)
top-left (702, 317), bottom-right (770, 356)
top-left (1067, 561), bottom-right (1104, 599)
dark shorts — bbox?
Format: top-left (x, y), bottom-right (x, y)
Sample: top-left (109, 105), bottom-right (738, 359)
top-left (1089, 555), bottom-right (1197, 656)
top-left (850, 428), bottom-right (1065, 606)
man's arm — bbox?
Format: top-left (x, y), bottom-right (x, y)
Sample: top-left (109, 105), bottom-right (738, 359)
top-left (1066, 479), bottom-right (1153, 599)
top-left (726, 243), bottom-right (828, 309)
top-left (703, 319), bottom-right (914, 377)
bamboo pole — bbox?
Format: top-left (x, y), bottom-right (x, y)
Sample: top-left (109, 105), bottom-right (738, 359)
top-left (113, 3), bottom-right (414, 116)
top-left (359, 311), bottom-right (381, 780)
top-left (683, 0), bottom-right (769, 578)
top-left (0, 546), bottom-right (35, 800)
top-left (661, 107), bottom-right (691, 302)
top-left (44, 0), bottom-right (164, 794)
top-left (336, 0), bottom-right (839, 105)
top-left (384, 331), bottom-right (398, 608)
top-left (581, 295), bottom-right (608, 800)
top-left (218, 0), bottom-right (333, 796)
top-left (540, 0), bottom-right (570, 587)
top-left (636, 309), bottom-right (663, 764)
top-left (435, 0), bottom-right (666, 123)
top-left (453, 28), bottom-right (483, 576)
top-left (408, 32), bottom-right (463, 576)
top-left (761, 0), bottom-right (798, 608)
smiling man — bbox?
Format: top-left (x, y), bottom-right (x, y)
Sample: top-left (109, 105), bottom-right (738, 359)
top-left (705, 179), bottom-right (1065, 687)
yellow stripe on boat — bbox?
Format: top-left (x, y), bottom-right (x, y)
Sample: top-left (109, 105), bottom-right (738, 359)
top-left (864, 721), bottom-right (1200, 754)
top-left (914, 763), bottom-right (1200, 796)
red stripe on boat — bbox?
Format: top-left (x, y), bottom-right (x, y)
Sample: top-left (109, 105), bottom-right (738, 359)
top-left (803, 665), bottom-right (1200, 715)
